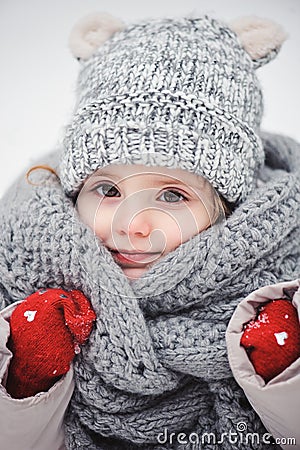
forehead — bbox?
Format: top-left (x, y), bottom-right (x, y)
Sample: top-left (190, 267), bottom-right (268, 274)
top-left (91, 164), bottom-right (205, 186)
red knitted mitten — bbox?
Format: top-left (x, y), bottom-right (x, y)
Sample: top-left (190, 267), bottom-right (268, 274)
top-left (241, 299), bottom-right (300, 382)
top-left (6, 288), bottom-right (96, 399)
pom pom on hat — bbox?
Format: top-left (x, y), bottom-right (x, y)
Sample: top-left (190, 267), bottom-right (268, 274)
top-left (6, 288), bottom-right (96, 399)
top-left (230, 16), bottom-right (288, 68)
top-left (69, 12), bottom-right (125, 60)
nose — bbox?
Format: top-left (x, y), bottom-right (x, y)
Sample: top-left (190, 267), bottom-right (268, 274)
top-left (130, 211), bottom-right (152, 237)
top-left (118, 209), bottom-right (152, 237)
top-left (114, 196), bottom-right (152, 238)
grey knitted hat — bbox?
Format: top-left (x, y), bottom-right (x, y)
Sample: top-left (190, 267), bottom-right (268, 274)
top-left (60, 13), bottom-right (286, 202)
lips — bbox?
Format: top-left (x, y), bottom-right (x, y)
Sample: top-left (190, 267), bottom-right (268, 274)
top-left (110, 250), bottom-right (160, 265)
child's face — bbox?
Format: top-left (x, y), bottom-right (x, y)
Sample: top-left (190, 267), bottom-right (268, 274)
top-left (76, 164), bottom-right (216, 280)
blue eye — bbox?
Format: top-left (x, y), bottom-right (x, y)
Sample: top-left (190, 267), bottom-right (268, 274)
top-left (95, 183), bottom-right (120, 197)
top-left (159, 190), bottom-right (187, 203)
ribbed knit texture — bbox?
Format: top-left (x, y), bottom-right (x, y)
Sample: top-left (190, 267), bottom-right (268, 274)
top-left (60, 16), bottom-right (264, 203)
top-left (0, 132), bottom-right (299, 448)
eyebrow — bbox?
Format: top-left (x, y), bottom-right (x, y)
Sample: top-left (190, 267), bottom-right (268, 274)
top-left (91, 171), bottom-right (203, 189)
top-left (92, 172), bottom-right (120, 180)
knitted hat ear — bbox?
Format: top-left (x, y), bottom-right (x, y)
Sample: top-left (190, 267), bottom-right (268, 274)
top-left (230, 16), bottom-right (288, 69)
top-left (69, 12), bottom-right (125, 60)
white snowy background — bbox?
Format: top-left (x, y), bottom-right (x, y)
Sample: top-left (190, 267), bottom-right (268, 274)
top-left (0, 0), bottom-right (299, 198)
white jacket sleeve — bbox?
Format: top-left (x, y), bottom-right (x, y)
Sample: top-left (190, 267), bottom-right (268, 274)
top-left (0, 302), bottom-right (74, 450)
top-left (226, 279), bottom-right (300, 450)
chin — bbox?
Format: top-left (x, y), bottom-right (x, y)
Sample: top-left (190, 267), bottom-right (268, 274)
top-left (122, 266), bottom-right (149, 280)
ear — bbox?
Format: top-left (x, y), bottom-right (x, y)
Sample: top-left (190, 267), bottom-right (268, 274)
top-left (69, 12), bottom-right (125, 61)
top-left (229, 16), bottom-right (288, 69)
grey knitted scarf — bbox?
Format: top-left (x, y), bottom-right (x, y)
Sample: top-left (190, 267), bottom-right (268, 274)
top-left (0, 132), bottom-right (299, 449)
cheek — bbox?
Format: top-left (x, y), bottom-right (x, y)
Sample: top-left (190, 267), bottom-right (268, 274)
top-left (193, 206), bottom-right (211, 233)
top-left (164, 206), bottom-right (208, 245)
top-left (157, 212), bottom-right (194, 252)
top-left (161, 203), bottom-right (212, 253)
top-left (77, 194), bottom-right (112, 240)
top-left (93, 213), bottom-right (111, 241)
top-left (76, 195), bottom-right (95, 227)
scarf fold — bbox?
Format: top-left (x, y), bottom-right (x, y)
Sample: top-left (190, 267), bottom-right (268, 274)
top-left (0, 132), bottom-right (299, 449)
